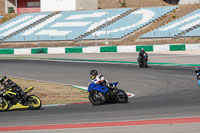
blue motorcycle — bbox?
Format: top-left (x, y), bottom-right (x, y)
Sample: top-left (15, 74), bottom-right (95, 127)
top-left (88, 80), bottom-right (128, 105)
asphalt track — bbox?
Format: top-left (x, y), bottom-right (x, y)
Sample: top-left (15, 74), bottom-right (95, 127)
top-left (0, 53), bottom-right (200, 132)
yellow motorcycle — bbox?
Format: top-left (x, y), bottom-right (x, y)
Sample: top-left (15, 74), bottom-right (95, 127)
top-left (0, 86), bottom-right (42, 111)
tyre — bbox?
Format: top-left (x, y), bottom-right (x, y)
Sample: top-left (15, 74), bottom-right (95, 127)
top-left (0, 98), bottom-right (9, 111)
top-left (144, 60), bottom-right (148, 68)
top-left (139, 61), bottom-right (143, 68)
top-left (89, 91), bottom-right (106, 105)
top-left (27, 95), bottom-right (42, 110)
top-left (116, 89), bottom-right (128, 103)
top-left (197, 74), bottom-right (200, 80)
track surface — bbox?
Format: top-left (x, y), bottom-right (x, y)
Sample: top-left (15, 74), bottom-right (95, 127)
top-left (0, 57), bottom-right (200, 128)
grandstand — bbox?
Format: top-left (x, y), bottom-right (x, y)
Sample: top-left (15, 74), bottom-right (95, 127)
top-left (84, 6), bottom-right (178, 40)
top-left (0, 12), bottom-right (53, 40)
top-left (184, 27), bottom-right (200, 37)
top-left (5, 8), bottom-right (131, 42)
top-left (140, 9), bottom-right (200, 38)
top-left (0, 0), bottom-right (199, 48)
top-left (1, 6), bottom-right (178, 42)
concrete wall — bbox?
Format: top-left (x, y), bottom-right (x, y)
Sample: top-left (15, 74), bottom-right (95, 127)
top-left (179, 0), bottom-right (200, 5)
top-left (41, 0), bottom-right (76, 12)
top-left (0, 0), bottom-right (5, 13)
top-left (76, 0), bottom-right (98, 10)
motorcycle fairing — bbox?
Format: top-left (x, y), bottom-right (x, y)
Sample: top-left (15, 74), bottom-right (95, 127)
top-left (88, 82), bottom-right (109, 93)
top-left (88, 81), bottom-right (119, 93)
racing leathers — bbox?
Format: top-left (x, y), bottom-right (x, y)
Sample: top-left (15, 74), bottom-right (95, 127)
top-left (2, 79), bottom-right (26, 100)
top-left (138, 50), bottom-right (148, 60)
top-left (195, 67), bottom-right (200, 75)
top-left (92, 74), bottom-right (114, 89)
top-left (195, 67), bottom-right (200, 79)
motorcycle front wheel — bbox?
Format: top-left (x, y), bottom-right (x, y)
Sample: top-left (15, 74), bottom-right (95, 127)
top-left (116, 89), bottom-right (128, 103)
top-left (0, 98), bottom-right (9, 111)
top-left (89, 91), bottom-right (106, 105)
top-left (27, 95), bottom-right (42, 110)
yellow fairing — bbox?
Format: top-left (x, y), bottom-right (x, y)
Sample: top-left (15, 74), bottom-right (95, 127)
top-left (9, 103), bottom-right (28, 110)
top-left (29, 96), bottom-right (41, 108)
top-left (24, 86), bottom-right (34, 93)
top-left (0, 99), bottom-right (8, 111)
top-left (6, 91), bottom-right (16, 95)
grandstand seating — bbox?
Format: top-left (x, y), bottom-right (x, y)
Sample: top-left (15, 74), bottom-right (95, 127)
top-left (84, 6), bottom-right (178, 40)
top-left (6, 8), bottom-right (131, 42)
top-left (184, 27), bottom-right (200, 37)
top-left (141, 9), bottom-right (200, 38)
top-left (0, 12), bottom-right (52, 40)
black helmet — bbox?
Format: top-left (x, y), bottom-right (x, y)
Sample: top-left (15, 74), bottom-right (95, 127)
top-left (0, 76), bottom-right (7, 85)
top-left (90, 70), bottom-right (98, 80)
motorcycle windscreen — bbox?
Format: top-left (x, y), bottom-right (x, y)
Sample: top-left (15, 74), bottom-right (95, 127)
top-left (113, 82), bottom-right (119, 86)
top-left (24, 86), bottom-right (34, 93)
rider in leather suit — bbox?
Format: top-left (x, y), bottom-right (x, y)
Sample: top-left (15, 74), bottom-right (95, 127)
top-left (0, 76), bottom-right (27, 101)
top-left (90, 70), bottom-right (114, 89)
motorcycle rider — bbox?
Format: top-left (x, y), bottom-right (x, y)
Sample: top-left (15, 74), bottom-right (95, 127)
top-left (0, 76), bottom-right (27, 102)
top-left (138, 48), bottom-right (148, 60)
top-left (195, 67), bottom-right (200, 79)
top-left (90, 70), bottom-right (115, 90)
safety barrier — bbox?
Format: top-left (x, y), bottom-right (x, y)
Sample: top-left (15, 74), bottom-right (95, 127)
top-left (0, 44), bottom-right (200, 54)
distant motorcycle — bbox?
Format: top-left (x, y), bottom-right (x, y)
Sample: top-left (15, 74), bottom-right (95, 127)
top-left (197, 72), bottom-right (200, 80)
top-left (0, 86), bottom-right (42, 111)
top-left (196, 72), bottom-right (200, 87)
top-left (88, 80), bottom-right (128, 105)
top-left (137, 56), bottom-right (148, 68)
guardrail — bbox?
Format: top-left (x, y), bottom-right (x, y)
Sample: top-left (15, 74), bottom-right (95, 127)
top-left (0, 43), bottom-right (199, 55)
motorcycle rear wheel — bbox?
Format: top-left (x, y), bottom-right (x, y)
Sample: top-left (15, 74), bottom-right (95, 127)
top-left (116, 89), bottom-right (128, 103)
top-left (89, 92), bottom-right (105, 105)
top-left (27, 95), bottom-right (42, 110)
top-left (197, 74), bottom-right (200, 80)
top-left (0, 98), bottom-right (9, 111)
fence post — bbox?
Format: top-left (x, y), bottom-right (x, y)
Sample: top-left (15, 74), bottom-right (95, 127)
top-left (37, 36), bottom-right (40, 47)
top-left (109, 34), bottom-right (112, 46)
top-left (183, 33), bottom-right (186, 44)
top-left (95, 34), bottom-right (98, 46)
top-left (80, 39), bottom-right (82, 47)
top-left (66, 35), bottom-right (68, 46)
top-left (51, 36), bottom-right (54, 47)
top-left (124, 33), bottom-right (126, 46)
top-left (168, 32), bottom-right (171, 44)
top-left (154, 32), bottom-right (156, 45)
top-left (23, 36), bottom-right (26, 48)
top-left (139, 32), bottom-right (141, 44)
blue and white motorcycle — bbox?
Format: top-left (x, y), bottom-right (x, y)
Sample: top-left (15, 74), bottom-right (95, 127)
top-left (88, 80), bottom-right (128, 105)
